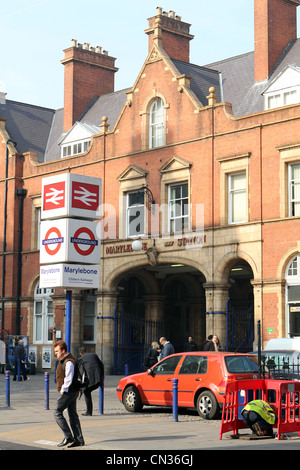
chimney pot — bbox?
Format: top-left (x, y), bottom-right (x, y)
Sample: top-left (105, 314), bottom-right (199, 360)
top-left (62, 40), bottom-right (118, 131)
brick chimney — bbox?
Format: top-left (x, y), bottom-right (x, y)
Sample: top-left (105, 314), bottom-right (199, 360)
top-left (145, 7), bottom-right (194, 62)
top-left (61, 40), bottom-right (118, 132)
top-left (254, 0), bottom-right (300, 82)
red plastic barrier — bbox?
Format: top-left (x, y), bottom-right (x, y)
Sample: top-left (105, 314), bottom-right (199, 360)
top-left (219, 379), bottom-right (300, 440)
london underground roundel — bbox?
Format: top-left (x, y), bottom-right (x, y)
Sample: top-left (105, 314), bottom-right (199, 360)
top-left (43, 227), bottom-right (64, 256)
top-left (71, 227), bottom-right (98, 256)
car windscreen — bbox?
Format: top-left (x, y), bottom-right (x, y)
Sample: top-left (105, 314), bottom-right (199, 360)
top-left (152, 355), bottom-right (182, 375)
top-left (225, 355), bottom-right (259, 373)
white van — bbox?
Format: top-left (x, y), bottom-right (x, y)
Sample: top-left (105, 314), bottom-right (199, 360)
top-left (265, 337), bottom-right (300, 351)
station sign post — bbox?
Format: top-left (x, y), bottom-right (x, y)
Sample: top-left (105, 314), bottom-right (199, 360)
top-left (39, 173), bottom-right (101, 352)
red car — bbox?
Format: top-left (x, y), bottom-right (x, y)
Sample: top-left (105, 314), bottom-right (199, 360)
top-left (116, 351), bottom-right (259, 419)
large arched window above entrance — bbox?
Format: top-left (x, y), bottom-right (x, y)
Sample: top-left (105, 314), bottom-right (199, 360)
top-left (33, 282), bottom-right (54, 344)
top-left (149, 98), bottom-right (165, 149)
top-left (285, 255), bottom-right (300, 337)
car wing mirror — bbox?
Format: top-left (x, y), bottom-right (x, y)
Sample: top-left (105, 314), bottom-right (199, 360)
top-left (147, 368), bottom-right (153, 375)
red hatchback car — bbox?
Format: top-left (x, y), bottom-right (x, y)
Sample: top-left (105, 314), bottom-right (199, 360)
top-left (116, 351), bottom-right (259, 419)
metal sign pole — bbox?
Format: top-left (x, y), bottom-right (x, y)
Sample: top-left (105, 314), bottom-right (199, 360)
top-left (66, 290), bottom-right (72, 352)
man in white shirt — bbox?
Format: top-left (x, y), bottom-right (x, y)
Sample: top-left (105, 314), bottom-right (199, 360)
top-left (54, 340), bottom-right (85, 448)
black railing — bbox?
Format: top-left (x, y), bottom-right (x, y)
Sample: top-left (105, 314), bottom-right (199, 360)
top-left (260, 355), bottom-right (300, 381)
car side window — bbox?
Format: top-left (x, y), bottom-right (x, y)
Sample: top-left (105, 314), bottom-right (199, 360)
top-left (152, 355), bottom-right (182, 375)
top-left (179, 355), bottom-right (207, 375)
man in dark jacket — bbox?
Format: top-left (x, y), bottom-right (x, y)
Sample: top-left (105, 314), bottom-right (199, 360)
top-left (78, 346), bottom-right (104, 416)
top-left (13, 340), bottom-right (27, 381)
top-left (184, 336), bottom-right (198, 352)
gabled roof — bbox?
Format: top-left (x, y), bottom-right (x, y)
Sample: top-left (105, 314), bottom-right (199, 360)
top-left (3, 38), bottom-right (300, 163)
top-left (59, 121), bottom-right (101, 146)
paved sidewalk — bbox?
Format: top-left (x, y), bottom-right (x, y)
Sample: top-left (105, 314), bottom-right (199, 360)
top-left (0, 373), bottom-right (300, 452)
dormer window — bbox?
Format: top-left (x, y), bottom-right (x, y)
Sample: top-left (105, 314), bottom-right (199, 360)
top-left (62, 139), bottom-right (91, 157)
top-left (59, 122), bottom-right (100, 158)
top-left (263, 65), bottom-right (300, 110)
top-left (267, 89), bottom-right (299, 110)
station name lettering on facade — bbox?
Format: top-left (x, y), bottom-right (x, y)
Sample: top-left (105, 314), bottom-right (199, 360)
top-left (105, 235), bottom-right (206, 255)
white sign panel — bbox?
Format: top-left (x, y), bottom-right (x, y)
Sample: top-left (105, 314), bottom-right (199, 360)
top-left (40, 263), bottom-right (100, 289)
top-left (40, 218), bottom-right (100, 265)
top-left (41, 173), bottom-right (102, 220)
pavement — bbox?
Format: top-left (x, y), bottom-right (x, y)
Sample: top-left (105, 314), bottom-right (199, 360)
top-left (1, 372), bottom-right (300, 455)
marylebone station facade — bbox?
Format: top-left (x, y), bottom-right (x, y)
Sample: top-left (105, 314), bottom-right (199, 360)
top-left (2, 0), bottom-right (300, 373)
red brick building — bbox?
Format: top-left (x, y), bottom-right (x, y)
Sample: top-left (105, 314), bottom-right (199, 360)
top-left (1, 0), bottom-right (300, 373)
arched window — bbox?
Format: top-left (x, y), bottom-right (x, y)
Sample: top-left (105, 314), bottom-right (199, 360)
top-left (149, 98), bottom-right (164, 149)
top-left (285, 255), bottom-right (300, 336)
top-left (33, 282), bottom-right (54, 344)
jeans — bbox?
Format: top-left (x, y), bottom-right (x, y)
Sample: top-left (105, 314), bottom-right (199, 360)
top-left (54, 391), bottom-right (84, 442)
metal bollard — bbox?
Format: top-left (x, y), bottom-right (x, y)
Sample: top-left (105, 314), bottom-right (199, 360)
top-left (44, 372), bottom-right (50, 410)
top-left (5, 370), bottom-right (10, 407)
top-left (125, 364), bottom-right (129, 376)
top-left (98, 382), bottom-right (104, 415)
top-left (172, 378), bottom-right (178, 422)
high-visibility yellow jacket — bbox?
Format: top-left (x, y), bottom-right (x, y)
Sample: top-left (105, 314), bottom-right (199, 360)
top-left (242, 400), bottom-right (276, 425)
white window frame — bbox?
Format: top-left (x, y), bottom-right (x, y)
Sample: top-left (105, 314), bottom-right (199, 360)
top-left (266, 88), bottom-right (300, 110)
top-left (288, 163), bottom-right (300, 217)
top-left (149, 98), bottom-right (164, 149)
top-left (168, 182), bottom-right (189, 233)
top-left (33, 283), bottom-right (54, 344)
top-left (61, 139), bottom-right (91, 158)
top-left (228, 172), bottom-right (247, 224)
top-left (126, 190), bottom-right (146, 238)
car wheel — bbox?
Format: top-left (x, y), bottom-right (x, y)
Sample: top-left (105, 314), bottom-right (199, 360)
top-left (196, 390), bottom-right (219, 419)
top-left (122, 386), bottom-right (143, 412)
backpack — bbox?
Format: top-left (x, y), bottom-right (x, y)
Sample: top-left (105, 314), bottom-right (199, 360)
top-left (74, 360), bottom-right (89, 389)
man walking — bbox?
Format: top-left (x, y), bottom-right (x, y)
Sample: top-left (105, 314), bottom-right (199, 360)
top-left (54, 340), bottom-right (85, 448)
top-left (78, 346), bottom-right (104, 416)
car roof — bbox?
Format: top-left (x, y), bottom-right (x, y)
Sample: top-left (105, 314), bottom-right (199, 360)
top-left (172, 352), bottom-right (255, 356)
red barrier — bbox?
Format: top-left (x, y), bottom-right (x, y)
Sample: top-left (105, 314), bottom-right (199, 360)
top-left (219, 379), bottom-right (300, 440)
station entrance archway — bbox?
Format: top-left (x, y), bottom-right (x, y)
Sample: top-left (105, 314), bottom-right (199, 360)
top-left (227, 260), bottom-right (254, 351)
top-left (114, 263), bottom-right (206, 372)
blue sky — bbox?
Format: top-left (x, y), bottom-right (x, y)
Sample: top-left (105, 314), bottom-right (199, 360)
top-left (1, 0), bottom-right (297, 110)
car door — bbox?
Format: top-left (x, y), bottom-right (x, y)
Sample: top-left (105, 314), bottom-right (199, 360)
top-left (177, 354), bottom-right (208, 406)
top-left (140, 355), bottom-right (183, 405)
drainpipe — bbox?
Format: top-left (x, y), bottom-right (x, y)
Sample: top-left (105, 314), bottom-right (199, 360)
top-left (15, 188), bottom-right (27, 334)
top-left (1, 139), bottom-right (16, 331)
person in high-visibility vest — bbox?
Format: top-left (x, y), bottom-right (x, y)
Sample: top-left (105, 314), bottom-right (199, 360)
top-left (241, 400), bottom-right (277, 437)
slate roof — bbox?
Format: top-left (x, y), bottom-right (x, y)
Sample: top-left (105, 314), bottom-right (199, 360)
top-left (0, 100), bottom-right (55, 162)
top-left (171, 59), bottom-right (222, 106)
top-left (2, 38), bottom-right (300, 163)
